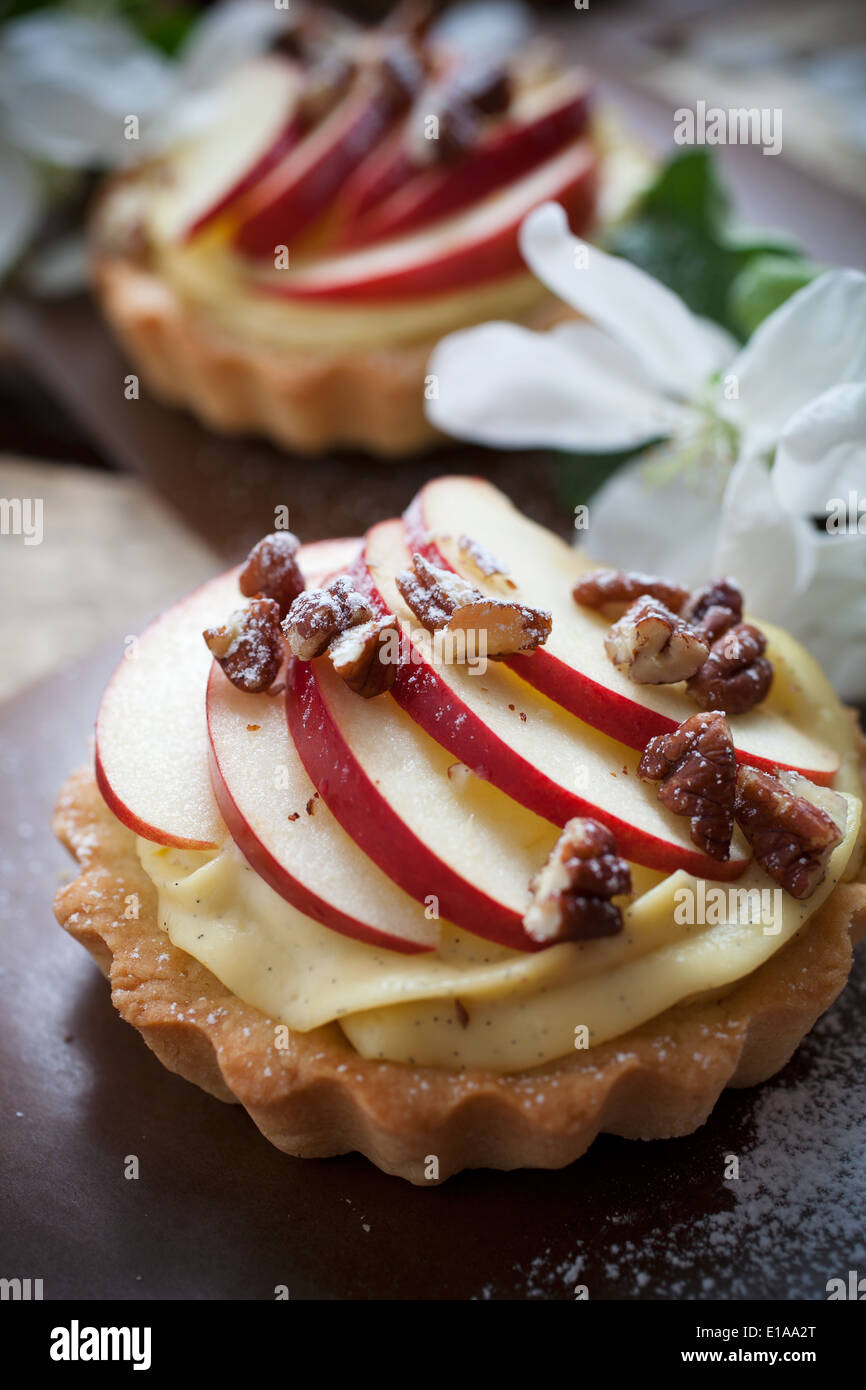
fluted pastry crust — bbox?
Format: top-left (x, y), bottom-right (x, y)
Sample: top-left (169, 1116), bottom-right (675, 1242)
top-left (91, 253), bottom-right (570, 458)
top-left (54, 765), bottom-right (866, 1184)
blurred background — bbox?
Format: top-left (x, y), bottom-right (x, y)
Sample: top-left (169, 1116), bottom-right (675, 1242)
top-left (1, 0), bottom-right (865, 704)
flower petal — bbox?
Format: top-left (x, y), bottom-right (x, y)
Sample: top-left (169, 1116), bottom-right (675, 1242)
top-left (713, 452), bottom-right (816, 621)
top-left (0, 14), bottom-right (173, 167)
top-left (178, 0), bottom-right (290, 90)
top-left (430, 0), bottom-right (532, 64)
top-left (581, 452), bottom-right (724, 582)
top-left (519, 202), bottom-right (733, 399)
top-left (788, 532), bottom-right (866, 702)
top-left (0, 141), bottom-right (43, 279)
top-left (773, 382), bottom-right (866, 516)
top-left (426, 319), bottom-right (690, 451)
top-left (722, 270), bottom-right (866, 454)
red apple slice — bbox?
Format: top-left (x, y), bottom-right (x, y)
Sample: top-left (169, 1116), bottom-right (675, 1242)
top-left (405, 477), bottom-right (839, 784)
top-left (287, 655), bottom-right (570, 951)
top-left (148, 57), bottom-right (305, 243)
top-left (337, 123), bottom-right (413, 223)
top-left (254, 138), bottom-right (598, 300)
top-left (206, 662), bottom-right (438, 953)
top-left (230, 71), bottom-right (404, 259)
top-left (94, 537), bottom-right (360, 850)
top-left (352, 518), bottom-right (749, 879)
top-left (340, 74), bottom-right (591, 246)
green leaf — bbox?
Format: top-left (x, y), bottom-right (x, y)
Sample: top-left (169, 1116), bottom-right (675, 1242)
top-left (637, 146), bottom-right (729, 233)
top-left (1, 0), bottom-right (198, 55)
top-left (119, 0), bottom-right (198, 55)
top-left (610, 215), bottom-right (741, 327)
top-left (728, 253), bottom-right (823, 338)
top-left (606, 148), bottom-right (814, 339)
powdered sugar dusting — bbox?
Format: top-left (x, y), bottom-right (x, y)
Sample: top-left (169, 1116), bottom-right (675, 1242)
top-left (511, 955), bottom-right (866, 1300)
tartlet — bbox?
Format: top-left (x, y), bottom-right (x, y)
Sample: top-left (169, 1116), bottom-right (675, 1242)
top-left (54, 478), bottom-right (866, 1183)
top-left (90, 5), bottom-right (652, 456)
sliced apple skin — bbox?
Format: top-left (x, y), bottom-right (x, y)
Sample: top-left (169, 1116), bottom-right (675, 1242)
top-left (148, 57), bottom-right (304, 244)
top-left (257, 139), bottom-right (598, 301)
top-left (340, 79), bottom-right (591, 246)
top-left (351, 521), bottom-right (749, 880)
top-left (231, 76), bottom-right (403, 259)
top-left (186, 117), bottom-right (306, 241)
top-left (286, 657), bottom-right (545, 951)
top-left (337, 124), bottom-right (414, 223)
top-left (94, 537), bottom-right (360, 852)
top-left (206, 663), bottom-right (437, 954)
top-left (404, 477), bottom-right (839, 786)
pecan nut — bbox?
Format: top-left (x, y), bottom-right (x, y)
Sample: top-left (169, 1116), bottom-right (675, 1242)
top-left (445, 596), bottom-right (552, 657)
top-left (687, 622), bottom-right (773, 715)
top-left (239, 531), bottom-right (305, 618)
top-left (203, 598), bottom-right (283, 693)
top-left (692, 604), bottom-right (741, 644)
top-left (682, 576), bottom-right (743, 625)
top-left (638, 711), bottom-right (736, 860)
top-left (396, 552), bottom-right (551, 656)
top-left (573, 568), bottom-right (690, 621)
top-left (457, 534), bottom-right (516, 588)
top-left (327, 615), bottom-right (400, 698)
top-left (734, 767), bottom-right (843, 898)
top-left (523, 818), bottom-right (631, 945)
top-left (681, 577), bottom-right (743, 643)
top-left (456, 62), bottom-right (512, 116)
top-left (604, 597), bottom-right (709, 684)
top-left (395, 552), bottom-right (480, 631)
top-left (430, 92), bottom-right (479, 162)
top-left (282, 576), bottom-right (372, 660)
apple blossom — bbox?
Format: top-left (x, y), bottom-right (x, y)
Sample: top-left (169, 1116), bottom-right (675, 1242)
top-left (0, 1), bottom-right (287, 282)
top-left (427, 202), bottom-right (866, 699)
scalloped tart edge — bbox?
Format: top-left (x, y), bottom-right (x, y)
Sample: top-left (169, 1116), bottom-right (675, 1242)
top-left (54, 765), bottom-right (866, 1184)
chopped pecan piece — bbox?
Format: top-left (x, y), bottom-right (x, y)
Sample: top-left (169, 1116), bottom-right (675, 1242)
top-left (682, 577), bottom-right (743, 643)
top-left (446, 597), bottom-right (551, 657)
top-left (457, 63), bottom-right (512, 116)
top-left (573, 568), bottom-right (690, 621)
top-left (203, 598), bottom-right (283, 694)
top-left (432, 93), bottom-right (479, 162)
top-left (395, 552), bottom-right (480, 630)
top-left (239, 531), bottom-right (304, 617)
top-left (397, 552), bottom-right (550, 656)
top-left (692, 604), bottom-right (740, 644)
top-left (282, 576), bottom-right (372, 660)
top-left (327, 615), bottom-right (400, 698)
top-left (682, 577), bottom-right (743, 626)
top-left (734, 767), bottom-right (843, 898)
top-left (638, 712), bottom-right (736, 860)
top-left (523, 818), bottom-right (631, 945)
top-left (457, 534), bottom-right (516, 587)
top-left (687, 622), bottom-right (773, 714)
top-left (605, 597), bottom-right (709, 685)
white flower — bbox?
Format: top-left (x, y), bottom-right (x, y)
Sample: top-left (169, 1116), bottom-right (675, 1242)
top-left (0, 1), bottom-right (286, 281)
top-left (427, 202), bottom-right (866, 700)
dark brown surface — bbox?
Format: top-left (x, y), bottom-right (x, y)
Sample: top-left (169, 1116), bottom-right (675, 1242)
top-left (3, 296), bottom-right (578, 563)
top-left (1, 644), bottom-right (864, 1301)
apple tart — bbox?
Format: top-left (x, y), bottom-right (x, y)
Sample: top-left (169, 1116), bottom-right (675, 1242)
top-left (90, 5), bottom-right (652, 455)
top-left (54, 478), bottom-right (866, 1182)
